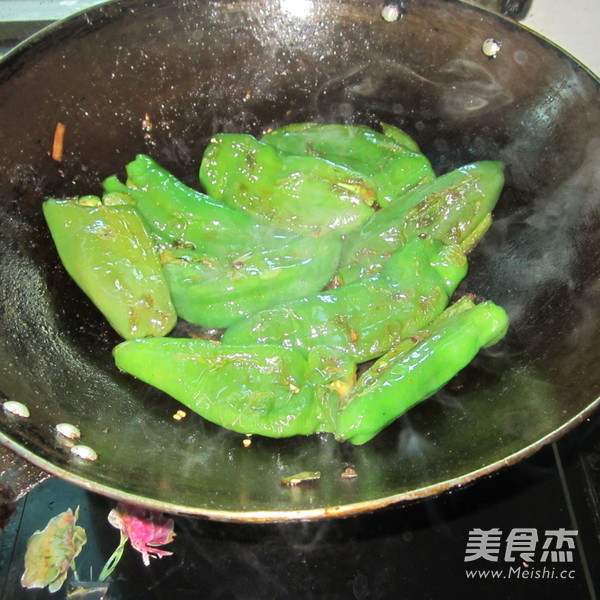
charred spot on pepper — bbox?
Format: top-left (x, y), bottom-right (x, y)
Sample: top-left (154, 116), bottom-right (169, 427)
top-left (334, 180), bottom-right (377, 206)
top-left (244, 150), bottom-right (257, 170)
top-left (341, 466), bottom-right (358, 479)
top-left (170, 239), bottom-right (197, 250)
top-left (305, 140), bottom-right (325, 158)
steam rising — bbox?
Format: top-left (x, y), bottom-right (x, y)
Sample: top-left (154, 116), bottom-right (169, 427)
top-left (438, 59), bottom-right (513, 118)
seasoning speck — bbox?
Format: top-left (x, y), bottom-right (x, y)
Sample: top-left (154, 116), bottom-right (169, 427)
top-left (70, 444), bottom-right (98, 462)
top-left (482, 38), bottom-right (502, 58)
top-left (52, 122), bottom-right (66, 162)
top-left (142, 112), bottom-right (153, 132)
top-left (341, 466), bottom-right (358, 479)
top-left (281, 471), bottom-right (321, 486)
top-left (56, 423), bottom-right (81, 440)
top-left (3, 400), bottom-right (30, 418)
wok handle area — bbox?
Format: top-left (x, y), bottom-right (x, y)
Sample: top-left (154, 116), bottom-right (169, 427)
top-left (463, 0), bottom-right (531, 19)
top-left (0, 445), bottom-right (52, 530)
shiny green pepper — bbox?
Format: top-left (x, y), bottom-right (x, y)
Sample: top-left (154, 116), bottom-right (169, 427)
top-left (104, 155), bottom-right (342, 329)
top-left (222, 236), bottom-right (468, 362)
top-left (43, 193), bottom-right (176, 339)
top-left (103, 154), bottom-right (256, 252)
top-left (199, 133), bottom-right (377, 234)
top-left (159, 232), bottom-right (341, 329)
top-left (380, 122), bottom-right (422, 153)
top-left (335, 296), bottom-right (509, 445)
top-left (337, 161), bottom-right (504, 284)
top-left (261, 123), bottom-right (435, 206)
top-left (113, 338), bottom-right (356, 438)
top-left (307, 346), bottom-right (357, 433)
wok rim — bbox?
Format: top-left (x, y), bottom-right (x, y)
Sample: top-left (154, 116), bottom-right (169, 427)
top-left (1, 0), bottom-right (599, 522)
top-left (2, 398), bottom-right (598, 522)
top-left (3, 0), bottom-right (599, 82)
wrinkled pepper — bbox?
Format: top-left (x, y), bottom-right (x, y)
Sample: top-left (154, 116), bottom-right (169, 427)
top-left (261, 122), bottom-right (435, 206)
top-left (113, 338), bottom-right (356, 438)
top-left (335, 296), bottom-right (510, 445)
top-left (337, 161), bottom-right (504, 284)
top-left (43, 193), bottom-right (176, 339)
top-left (199, 133), bottom-right (378, 234)
top-left (222, 236), bottom-right (468, 362)
top-left (159, 232), bottom-right (341, 330)
top-left (103, 154), bottom-right (257, 252)
top-left (104, 155), bottom-right (342, 329)
top-left (43, 119), bottom-right (510, 445)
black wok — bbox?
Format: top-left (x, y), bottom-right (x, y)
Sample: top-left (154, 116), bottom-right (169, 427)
top-left (0, 0), bottom-right (599, 522)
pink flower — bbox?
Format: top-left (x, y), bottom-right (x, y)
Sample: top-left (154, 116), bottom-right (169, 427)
top-left (108, 503), bottom-right (175, 566)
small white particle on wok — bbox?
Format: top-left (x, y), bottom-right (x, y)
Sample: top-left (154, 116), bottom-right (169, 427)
top-left (2, 400), bottom-right (30, 418)
top-left (56, 423), bottom-right (81, 440)
top-left (482, 38), bottom-right (502, 58)
top-left (381, 4), bottom-right (401, 22)
top-left (71, 444), bottom-right (98, 462)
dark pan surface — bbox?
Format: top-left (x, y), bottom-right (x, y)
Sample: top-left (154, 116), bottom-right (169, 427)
top-left (0, 0), bottom-right (599, 521)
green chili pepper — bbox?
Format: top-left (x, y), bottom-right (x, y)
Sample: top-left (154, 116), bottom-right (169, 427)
top-left (113, 338), bottom-right (354, 438)
top-left (159, 232), bottom-right (342, 329)
top-left (380, 122), bottom-right (422, 153)
top-left (306, 346), bottom-right (357, 433)
top-left (103, 154), bottom-right (256, 252)
top-left (104, 155), bottom-right (342, 328)
top-left (199, 133), bottom-right (378, 234)
top-left (337, 161), bottom-right (504, 284)
top-left (43, 193), bottom-right (177, 339)
top-left (261, 123), bottom-right (435, 207)
top-left (335, 296), bottom-right (509, 445)
top-left (44, 121), bottom-right (510, 445)
top-left (222, 236), bottom-right (468, 362)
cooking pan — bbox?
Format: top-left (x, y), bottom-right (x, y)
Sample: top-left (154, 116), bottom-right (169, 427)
top-left (0, 0), bottom-right (598, 522)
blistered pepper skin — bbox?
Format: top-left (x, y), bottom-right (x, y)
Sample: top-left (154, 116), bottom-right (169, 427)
top-left (306, 346), bottom-right (357, 434)
top-left (103, 154), bottom-right (257, 252)
top-left (338, 161), bottom-right (504, 284)
top-left (43, 195), bottom-right (177, 339)
top-left (104, 155), bottom-right (343, 329)
top-left (222, 237), bottom-right (468, 362)
top-left (335, 298), bottom-right (510, 445)
top-left (199, 133), bottom-right (377, 234)
top-left (261, 123), bottom-right (435, 206)
top-left (159, 232), bottom-right (342, 329)
top-left (113, 338), bottom-right (354, 438)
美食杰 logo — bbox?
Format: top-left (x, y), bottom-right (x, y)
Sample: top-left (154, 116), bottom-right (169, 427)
top-left (464, 528), bottom-right (578, 581)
